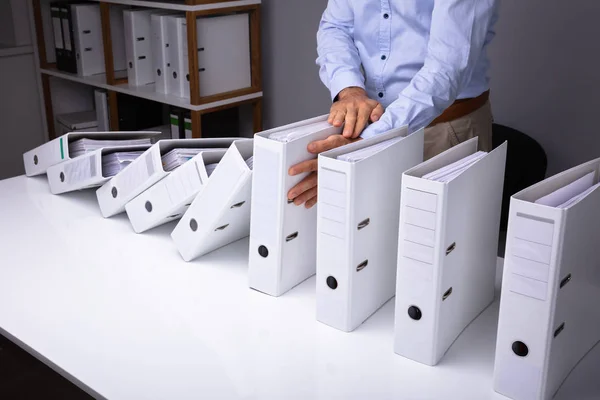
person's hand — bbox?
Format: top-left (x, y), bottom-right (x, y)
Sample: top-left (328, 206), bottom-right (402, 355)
top-left (287, 135), bottom-right (356, 208)
top-left (330, 87), bottom-right (385, 139)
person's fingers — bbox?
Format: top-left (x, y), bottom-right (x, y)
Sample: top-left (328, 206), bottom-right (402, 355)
top-left (293, 186), bottom-right (318, 206)
top-left (332, 109), bottom-right (346, 127)
top-left (354, 106), bottom-right (371, 138)
top-left (343, 107), bottom-right (358, 138)
top-left (308, 134), bottom-right (348, 154)
top-left (287, 173), bottom-right (318, 201)
top-left (370, 103), bottom-right (385, 122)
top-left (288, 159), bottom-right (317, 176)
top-left (305, 196), bottom-right (318, 209)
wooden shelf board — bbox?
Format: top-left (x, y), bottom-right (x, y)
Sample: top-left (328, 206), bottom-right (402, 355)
top-left (40, 67), bottom-right (262, 111)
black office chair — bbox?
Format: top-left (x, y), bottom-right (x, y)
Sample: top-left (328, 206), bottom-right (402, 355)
top-left (492, 123), bottom-right (547, 256)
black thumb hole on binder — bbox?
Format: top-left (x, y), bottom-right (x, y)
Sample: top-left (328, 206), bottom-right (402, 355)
top-left (326, 276), bottom-right (338, 290)
top-left (190, 219), bottom-right (198, 232)
top-left (59, 172), bottom-right (65, 182)
top-left (157, 69), bottom-right (161, 76)
top-left (512, 341), bottom-right (529, 357)
top-left (34, 155), bottom-right (38, 165)
top-left (145, 201), bottom-right (152, 213)
top-left (408, 306), bottom-right (422, 321)
top-left (111, 187), bottom-right (118, 198)
top-left (258, 245), bottom-right (269, 258)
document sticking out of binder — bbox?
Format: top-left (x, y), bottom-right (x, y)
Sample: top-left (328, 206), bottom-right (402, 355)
top-left (316, 127), bottom-right (424, 332)
top-left (69, 138), bottom-right (153, 158)
top-left (394, 138), bottom-right (507, 366)
top-left (97, 138), bottom-right (237, 218)
top-left (23, 131), bottom-right (159, 177)
top-left (172, 139), bottom-right (255, 261)
top-left (124, 139), bottom-right (237, 233)
top-left (47, 145), bottom-right (151, 195)
top-left (494, 158), bottom-right (600, 400)
top-left (248, 115), bottom-right (342, 297)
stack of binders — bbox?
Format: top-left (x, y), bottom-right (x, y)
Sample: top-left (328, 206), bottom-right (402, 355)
top-left (394, 137), bottom-right (507, 365)
top-left (124, 139), bottom-right (237, 233)
top-left (172, 139), bottom-right (255, 261)
top-left (494, 158), bottom-right (600, 400)
top-left (124, 9), bottom-right (157, 87)
top-left (96, 138), bottom-right (236, 218)
top-left (248, 116), bottom-right (342, 297)
top-left (315, 127), bottom-right (424, 332)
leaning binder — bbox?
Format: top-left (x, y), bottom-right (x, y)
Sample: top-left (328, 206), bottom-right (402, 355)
top-left (124, 9), bottom-right (155, 86)
top-left (316, 127), bottom-right (424, 332)
top-left (47, 144), bottom-right (152, 194)
top-left (23, 131), bottom-right (154, 177)
top-left (248, 115), bottom-right (342, 297)
top-left (393, 138), bottom-right (507, 366)
top-left (96, 139), bottom-right (231, 218)
top-left (494, 158), bottom-right (600, 400)
top-left (172, 139), bottom-right (254, 261)
top-left (125, 138), bottom-right (237, 233)
top-left (71, 3), bottom-right (104, 77)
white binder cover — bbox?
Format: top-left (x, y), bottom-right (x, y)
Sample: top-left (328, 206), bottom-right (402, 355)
top-left (71, 4), bottom-right (105, 77)
top-left (47, 144), bottom-right (151, 195)
top-left (166, 16), bottom-right (186, 98)
top-left (394, 137), bottom-right (507, 366)
top-left (248, 115), bottom-right (342, 297)
top-left (316, 127), bottom-right (424, 332)
top-left (96, 138), bottom-right (235, 218)
top-left (151, 12), bottom-right (178, 94)
top-left (23, 131), bottom-right (158, 177)
top-left (494, 158), bottom-right (600, 400)
top-left (125, 138), bottom-right (238, 233)
top-left (172, 139), bottom-right (254, 261)
top-left (124, 9), bottom-right (155, 87)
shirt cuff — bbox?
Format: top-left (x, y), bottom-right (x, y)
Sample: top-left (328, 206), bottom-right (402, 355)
top-left (329, 71), bottom-right (365, 102)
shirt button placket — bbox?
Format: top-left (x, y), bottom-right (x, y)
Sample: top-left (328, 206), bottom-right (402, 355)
top-left (378, 1), bottom-right (391, 100)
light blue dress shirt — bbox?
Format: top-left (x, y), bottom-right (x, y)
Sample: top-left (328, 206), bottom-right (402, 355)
top-left (316, 0), bottom-right (499, 138)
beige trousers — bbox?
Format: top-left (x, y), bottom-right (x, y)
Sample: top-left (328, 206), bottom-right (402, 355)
top-left (423, 101), bottom-right (493, 161)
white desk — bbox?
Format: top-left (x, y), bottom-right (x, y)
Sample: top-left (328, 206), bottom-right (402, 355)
top-left (0, 175), bottom-right (598, 400)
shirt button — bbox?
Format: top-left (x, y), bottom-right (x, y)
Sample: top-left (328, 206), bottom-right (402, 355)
top-left (381, 55), bottom-right (387, 60)
top-left (383, 13), bottom-right (389, 19)
top-left (378, 92), bottom-right (384, 98)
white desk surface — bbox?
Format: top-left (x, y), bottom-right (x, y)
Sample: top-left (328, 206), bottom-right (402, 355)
top-left (0, 175), bottom-right (598, 400)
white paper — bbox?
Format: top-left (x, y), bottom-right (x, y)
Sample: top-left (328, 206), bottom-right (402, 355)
top-left (336, 137), bottom-right (404, 162)
top-left (557, 181), bottom-right (600, 209)
top-left (423, 151), bottom-right (487, 182)
top-left (161, 148), bottom-right (226, 172)
top-left (69, 138), bottom-right (152, 158)
top-left (535, 172), bottom-right (595, 208)
top-left (245, 156), bottom-right (254, 170)
top-left (268, 121), bottom-right (333, 143)
top-left (102, 151), bottom-right (145, 177)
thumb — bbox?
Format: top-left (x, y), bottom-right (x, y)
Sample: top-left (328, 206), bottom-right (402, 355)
top-left (370, 104), bottom-right (385, 122)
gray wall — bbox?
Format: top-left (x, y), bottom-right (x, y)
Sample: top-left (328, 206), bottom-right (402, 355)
top-left (261, 0), bottom-right (331, 129)
top-left (488, 0), bottom-right (600, 175)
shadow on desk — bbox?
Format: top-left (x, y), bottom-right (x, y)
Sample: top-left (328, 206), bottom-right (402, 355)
top-left (0, 333), bottom-right (92, 400)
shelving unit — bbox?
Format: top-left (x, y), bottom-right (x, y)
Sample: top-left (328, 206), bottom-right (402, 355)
top-left (30, 0), bottom-right (263, 140)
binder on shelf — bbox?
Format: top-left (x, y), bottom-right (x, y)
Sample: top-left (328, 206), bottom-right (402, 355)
top-left (315, 127), bottom-right (424, 332)
top-left (393, 138), bottom-right (507, 366)
top-left (47, 143), bottom-right (152, 195)
top-left (170, 107), bottom-right (184, 139)
top-left (124, 9), bottom-right (155, 87)
top-left (109, 5), bottom-right (127, 73)
top-left (184, 113), bottom-right (192, 139)
top-left (52, 2), bottom-right (77, 74)
top-left (152, 12), bottom-right (178, 94)
top-left (71, 3), bottom-right (104, 77)
top-left (493, 158), bottom-right (600, 400)
top-left (56, 110), bottom-right (98, 136)
top-left (23, 131), bottom-right (157, 177)
top-left (167, 13), bottom-right (252, 99)
top-left (172, 139), bottom-right (254, 261)
top-left (96, 139), bottom-right (232, 218)
top-left (95, 90), bottom-right (110, 131)
top-left (51, 5), bottom-right (65, 63)
top-left (125, 138), bottom-right (238, 233)
top-left (248, 115), bottom-right (342, 297)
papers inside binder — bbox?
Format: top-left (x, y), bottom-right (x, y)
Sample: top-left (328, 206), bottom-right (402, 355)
top-left (336, 137), bottom-right (404, 162)
top-left (245, 156), bottom-right (254, 170)
top-left (423, 151), bottom-right (487, 182)
top-left (69, 138), bottom-right (153, 158)
top-left (535, 172), bottom-right (598, 209)
top-left (102, 151), bottom-right (145, 177)
top-left (268, 121), bottom-right (333, 143)
top-left (161, 148), bottom-right (226, 172)
top-left (205, 163), bottom-right (219, 177)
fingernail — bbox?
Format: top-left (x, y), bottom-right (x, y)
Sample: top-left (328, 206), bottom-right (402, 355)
top-left (308, 143), bottom-right (315, 152)
top-left (288, 192), bottom-right (296, 199)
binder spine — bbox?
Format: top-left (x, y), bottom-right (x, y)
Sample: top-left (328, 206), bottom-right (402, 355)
top-left (316, 162), bottom-right (352, 331)
top-left (394, 178), bottom-right (443, 365)
top-left (151, 15), bottom-right (168, 93)
top-left (248, 139), bottom-right (285, 295)
top-left (494, 204), bottom-right (559, 400)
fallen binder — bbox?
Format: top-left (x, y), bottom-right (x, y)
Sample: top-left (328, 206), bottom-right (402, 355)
top-left (494, 157), bottom-right (600, 400)
top-left (171, 139), bottom-right (254, 261)
top-left (393, 137), bottom-right (507, 366)
top-left (23, 131), bottom-right (156, 177)
top-left (316, 127), bottom-right (424, 332)
top-left (96, 138), bottom-right (236, 218)
top-left (248, 115), bottom-right (342, 297)
top-left (125, 139), bottom-right (238, 233)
